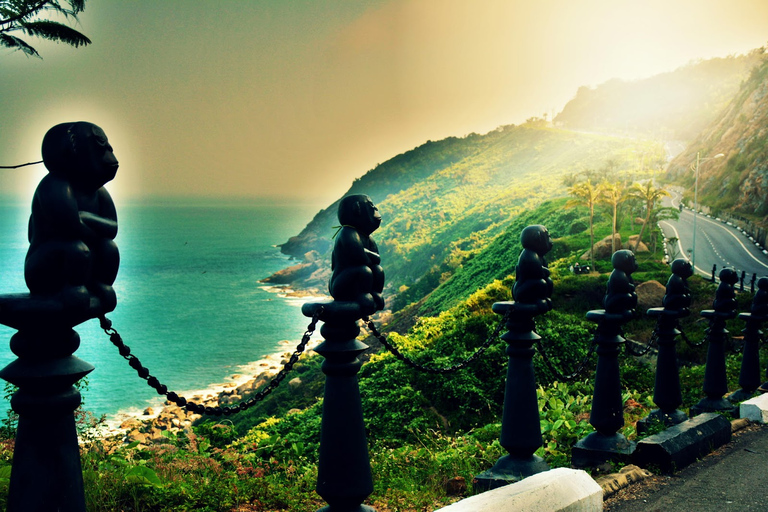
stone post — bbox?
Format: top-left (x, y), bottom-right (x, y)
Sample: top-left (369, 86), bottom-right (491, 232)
top-left (0, 122), bottom-right (120, 511)
top-left (302, 194), bottom-right (384, 512)
top-left (302, 303), bottom-right (375, 512)
top-left (691, 268), bottom-right (739, 416)
top-left (572, 250), bottom-right (638, 468)
top-left (475, 225), bottom-right (553, 490)
top-left (730, 277), bottom-right (768, 401)
top-left (637, 259), bottom-right (693, 434)
top-left (0, 299), bottom-right (100, 512)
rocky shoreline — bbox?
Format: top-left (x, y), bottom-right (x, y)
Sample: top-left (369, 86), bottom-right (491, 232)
top-left (110, 340), bottom-right (320, 446)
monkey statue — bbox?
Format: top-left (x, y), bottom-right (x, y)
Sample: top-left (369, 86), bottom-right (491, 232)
top-left (24, 122), bottom-right (120, 313)
top-left (712, 268), bottom-right (738, 314)
top-left (751, 277), bottom-right (768, 319)
top-left (662, 258), bottom-right (693, 314)
top-left (513, 224), bottom-right (554, 313)
top-left (328, 194), bottom-right (384, 316)
top-left (603, 249), bottom-right (638, 316)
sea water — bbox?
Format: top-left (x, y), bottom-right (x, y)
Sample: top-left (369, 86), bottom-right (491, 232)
top-left (0, 197), bottom-right (325, 421)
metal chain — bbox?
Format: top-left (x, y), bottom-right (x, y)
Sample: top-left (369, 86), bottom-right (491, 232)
top-left (535, 337), bottom-right (597, 382)
top-left (624, 326), bottom-right (658, 357)
top-left (362, 310), bottom-right (509, 374)
top-left (97, 307), bottom-right (321, 417)
top-left (680, 327), bottom-right (705, 348)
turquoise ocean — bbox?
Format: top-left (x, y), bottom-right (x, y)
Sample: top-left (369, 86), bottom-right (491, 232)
top-left (0, 198), bottom-right (324, 423)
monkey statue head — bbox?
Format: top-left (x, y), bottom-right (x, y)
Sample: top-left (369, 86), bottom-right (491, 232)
top-left (670, 258), bottom-right (693, 279)
top-left (41, 122), bottom-right (119, 192)
top-left (520, 224), bottom-right (552, 256)
top-left (338, 194), bottom-right (381, 236)
top-left (718, 268), bottom-right (738, 285)
top-left (611, 249), bottom-right (638, 274)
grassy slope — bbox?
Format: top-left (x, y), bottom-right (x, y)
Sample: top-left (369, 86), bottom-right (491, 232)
top-left (42, 200), bottom-right (757, 512)
top-left (276, 121), bottom-right (663, 303)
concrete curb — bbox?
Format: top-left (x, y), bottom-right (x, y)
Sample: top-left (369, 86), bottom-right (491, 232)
top-left (739, 394), bottom-right (768, 423)
top-left (435, 468), bottom-right (602, 512)
top-left (631, 412), bottom-right (731, 473)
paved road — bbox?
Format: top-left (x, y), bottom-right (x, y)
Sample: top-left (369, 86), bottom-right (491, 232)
top-left (605, 423), bottom-right (768, 511)
top-left (659, 189), bottom-right (768, 282)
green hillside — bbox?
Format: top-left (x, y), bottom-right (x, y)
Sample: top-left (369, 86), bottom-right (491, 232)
top-left (47, 197), bottom-right (750, 511)
top-left (274, 121), bottom-right (663, 309)
top-left (667, 50), bottom-right (768, 226)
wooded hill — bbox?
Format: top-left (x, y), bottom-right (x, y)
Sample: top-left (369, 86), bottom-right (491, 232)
top-left (270, 48), bottom-right (768, 315)
top-left (666, 49), bottom-right (768, 223)
top-left (272, 123), bottom-right (662, 310)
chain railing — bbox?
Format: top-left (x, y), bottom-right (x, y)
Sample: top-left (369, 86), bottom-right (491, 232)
top-left (535, 337), bottom-right (597, 382)
top-left (362, 311), bottom-right (509, 375)
top-left (680, 327), bottom-right (705, 348)
top-left (97, 307), bottom-right (322, 417)
top-left (624, 327), bottom-right (658, 357)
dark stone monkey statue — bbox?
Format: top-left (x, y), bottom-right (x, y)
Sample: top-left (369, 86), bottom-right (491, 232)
top-left (329, 194), bottom-right (385, 316)
top-left (513, 224), bottom-right (554, 313)
top-left (604, 249), bottom-right (638, 316)
top-left (24, 122), bottom-right (120, 313)
top-left (752, 277), bottom-right (768, 318)
top-left (712, 268), bottom-right (738, 314)
top-left (662, 258), bottom-right (693, 313)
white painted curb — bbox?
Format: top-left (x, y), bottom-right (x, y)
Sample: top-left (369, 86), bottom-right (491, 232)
top-left (435, 468), bottom-right (603, 512)
top-left (740, 394), bottom-right (768, 423)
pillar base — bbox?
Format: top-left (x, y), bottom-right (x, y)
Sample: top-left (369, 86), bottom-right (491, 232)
top-left (571, 432), bottom-right (636, 469)
top-left (318, 505), bottom-right (375, 512)
top-left (690, 397), bottom-right (739, 417)
top-left (474, 454), bottom-right (549, 492)
top-left (636, 408), bottom-right (688, 435)
top-left (727, 388), bottom-right (757, 404)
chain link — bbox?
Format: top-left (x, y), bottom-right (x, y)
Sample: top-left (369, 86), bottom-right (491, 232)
top-left (98, 308), bottom-right (321, 417)
top-left (535, 337), bottom-right (597, 382)
top-left (624, 326), bottom-right (658, 357)
top-left (680, 327), bottom-right (705, 348)
top-left (362, 310), bottom-right (509, 374)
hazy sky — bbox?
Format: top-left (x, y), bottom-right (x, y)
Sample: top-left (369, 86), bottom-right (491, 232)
top-left (1, 0), bottom-right (767, 204)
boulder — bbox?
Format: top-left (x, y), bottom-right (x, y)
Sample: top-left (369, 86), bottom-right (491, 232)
top-left (126, 430), bottom-right (148, 445)
top-left (581, 233), bottom-right (621, 260)
top-left (236, 380), bottom-right (255, 396)
top-left (627, 235), bottom-right (649, 252)
top-left (636, 280), bottom-right (666, 311)
top-left (444, 476), bottom-right (467, 496)
top-left (120, 419), bottom-right (141, 430)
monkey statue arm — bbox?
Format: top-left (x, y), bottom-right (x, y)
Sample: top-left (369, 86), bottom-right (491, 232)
top-left (365, 247), bottom-right (381, 265)
top-left (78, 188), bottom-right (118, 240)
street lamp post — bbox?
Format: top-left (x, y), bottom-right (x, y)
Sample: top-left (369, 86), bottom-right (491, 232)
top-left (691, 152), bottom-right (724, 271)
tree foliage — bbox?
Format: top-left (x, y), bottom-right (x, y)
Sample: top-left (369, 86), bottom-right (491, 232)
top-left (0, 0), bottom-right (90, 58)
top-left (627, 179), bottom-right (670, 250)
top-left (598, 180), bottom-right (628, 255)
top-left (566, 179), bottom-right (600, 269)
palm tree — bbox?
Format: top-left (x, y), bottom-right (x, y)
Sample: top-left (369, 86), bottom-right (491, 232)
top-left (566, 179), bottom-right (599, 270)
top-left (1, 0), bottom-right (90, 58)
top-left (599, 180), bottom-right (627, 255)
top-left (628, 180), bottom-right (670, 252)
